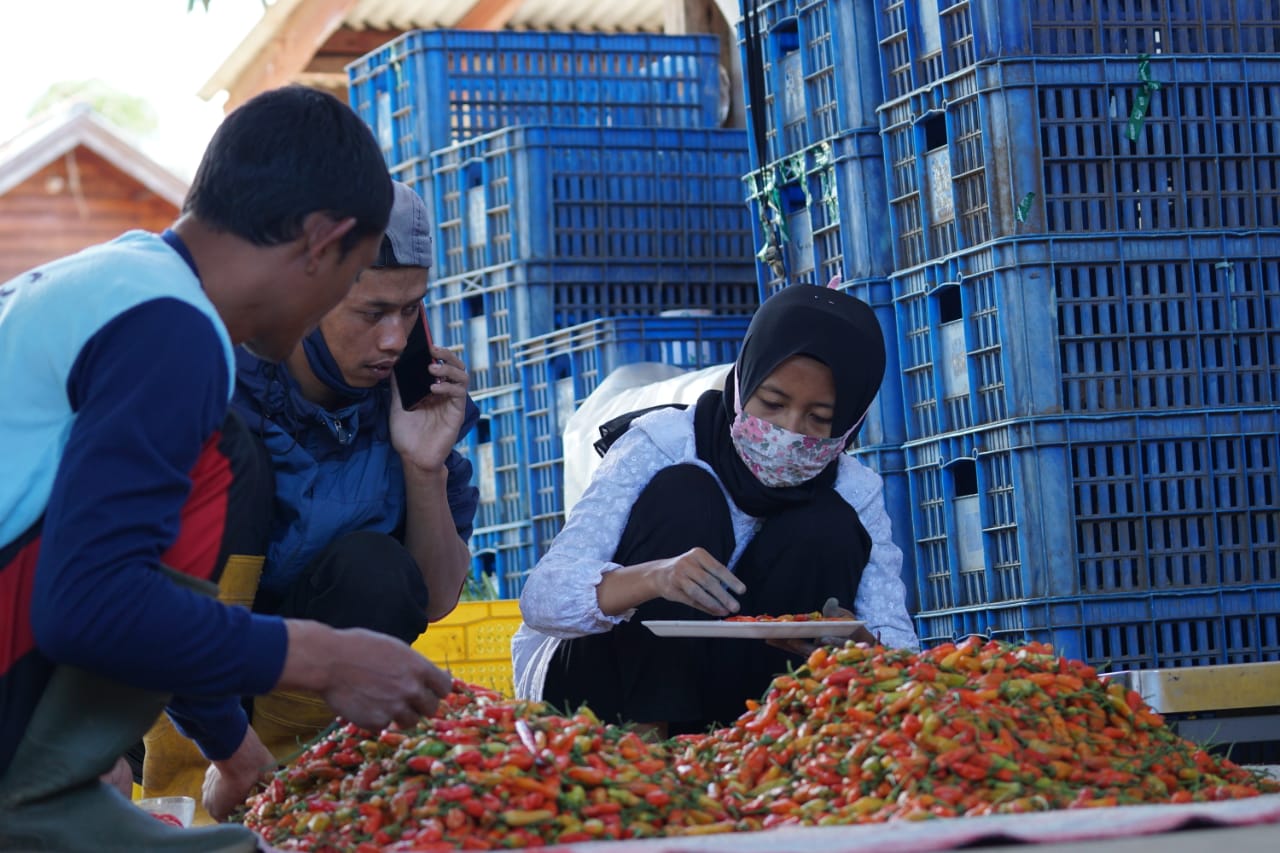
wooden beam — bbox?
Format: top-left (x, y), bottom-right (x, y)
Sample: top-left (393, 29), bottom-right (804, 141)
top-left (223, 0), bottom-right (360, 114)
top-left (315, 27), bottom-right (403, 57)
top-left (455, 0), bottom-right (525, 30)
top-left (663, 0), bottom-right (689, 32)
top-left (665, 0), bottom-right (737, 33)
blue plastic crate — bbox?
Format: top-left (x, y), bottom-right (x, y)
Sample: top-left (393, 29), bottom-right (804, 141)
top-left (874, 0), bottom-right (1280, 102)
top-left (431, 125), bottom-right (753, 279)
top-left (914, 609), bottom-right (969, 648)
top-left (458, 387), bottom-right (528, 532)
top-left (896, 234), bottom-right (1280, 441)
top-left (917, 587), bottom-right (1280, 671)
top-left (737, 0), bottom-right (796, 168)
top-left (516, 315), bottom-right (752, 556)
top-left (880, 56), bottom-right (1280, 268)
top-left (849, 445), bottom-right (916, 616)
top-left (738, 0), bottom-right (882, 163)
top-left (348, 30), bottom-right (723, 169)
top-left (905, 409), bottom-right (1280, 614)
top-left (468, 523), bottom-right (537, 600)
top-left (425, 260), bottom-right (759, 393)
top-left (746, 130), bottom-right (892, 293)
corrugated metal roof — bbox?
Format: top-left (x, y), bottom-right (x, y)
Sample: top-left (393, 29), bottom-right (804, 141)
top-left (343, 0), bottom-right (453, 31)
top-left (342, 0), bottom-right (665, 32)
top-left (201, 0), bottom-right (671, 102)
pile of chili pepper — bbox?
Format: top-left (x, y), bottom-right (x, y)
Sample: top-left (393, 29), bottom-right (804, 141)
top-left (678, 638), bottom-right (1279, 828)
top-left (238, 683), bottom-right (740, 851)
top-left (240, 639), bottom-right (1277, 850)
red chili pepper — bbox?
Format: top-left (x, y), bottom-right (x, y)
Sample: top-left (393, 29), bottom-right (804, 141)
top-left (436, 783), bottom-right (473, 802)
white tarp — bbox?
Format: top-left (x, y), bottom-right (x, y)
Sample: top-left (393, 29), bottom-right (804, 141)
top-left (561, 362), bottom-right (732, 514)
top-left (258, 792), bottom-right (1280, 853)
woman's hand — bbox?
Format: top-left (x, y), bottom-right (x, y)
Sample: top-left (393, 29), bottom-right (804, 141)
top-left (648, 547), bottom-right (746, 617)
top-left (596, 547), bottom-right (746, 617)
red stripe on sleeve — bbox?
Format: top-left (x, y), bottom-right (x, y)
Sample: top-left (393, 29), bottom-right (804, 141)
top-left (0, 536), bottom-right (41, 675)
top-left (160, 429), bottom-right (231, 582)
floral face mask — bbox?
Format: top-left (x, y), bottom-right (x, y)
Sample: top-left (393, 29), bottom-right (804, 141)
top-left (729, 377), bottom-right (861, 488)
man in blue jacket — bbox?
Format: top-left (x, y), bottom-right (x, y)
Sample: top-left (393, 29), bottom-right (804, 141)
top-left (140, 183), bottom-right (481, 810)
top-left (0, 88), bottom-right (454, 851)
top-left (235, 182), bottom-right (479, 643)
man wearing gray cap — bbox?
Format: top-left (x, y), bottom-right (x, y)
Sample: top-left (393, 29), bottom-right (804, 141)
top-left (138, 182), bottom-right (480, 818)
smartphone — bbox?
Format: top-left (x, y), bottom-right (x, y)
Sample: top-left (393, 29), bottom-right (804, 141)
top-left (395, 309), bottom-right (439, 411)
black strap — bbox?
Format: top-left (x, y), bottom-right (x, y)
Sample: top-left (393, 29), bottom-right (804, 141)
top-left (742, 0), bottom-right (786, 280)
top-left (742, 0), bottom-right (770, 170)
top-left (593, 404), bottom-right (689, 458)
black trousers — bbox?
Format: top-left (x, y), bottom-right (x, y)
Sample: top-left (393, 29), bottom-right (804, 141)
top-left (253, 530), bottom-right (430, 645)
top-left (542, 463), bottom-right (865, 733)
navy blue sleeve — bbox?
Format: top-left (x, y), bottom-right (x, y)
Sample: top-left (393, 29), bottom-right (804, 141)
top-left (166, 695), bottom-right (252, 761)
top-left (30, 299), bottom-right (288, 759)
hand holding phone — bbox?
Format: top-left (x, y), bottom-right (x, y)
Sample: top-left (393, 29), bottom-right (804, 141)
top-left (394, 309), bottom-right (440, 411)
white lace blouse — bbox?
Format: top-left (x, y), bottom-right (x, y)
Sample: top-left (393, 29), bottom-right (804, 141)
top-left (511, 406), bottom-right (919, 700)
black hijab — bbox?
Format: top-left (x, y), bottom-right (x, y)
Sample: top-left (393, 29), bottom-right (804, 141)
top-left (694, 284), bottom-right (887, 516)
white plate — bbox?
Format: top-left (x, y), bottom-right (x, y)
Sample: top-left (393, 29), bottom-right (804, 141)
top-left (642, 619), bottom-right (865, 639)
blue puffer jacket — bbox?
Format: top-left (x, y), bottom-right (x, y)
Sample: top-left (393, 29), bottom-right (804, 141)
top-left (232, 349), bottom-right (480, 599)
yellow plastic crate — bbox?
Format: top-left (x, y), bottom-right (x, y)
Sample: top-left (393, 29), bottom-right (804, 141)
top-left (412, 599), bottom-right (522, 697)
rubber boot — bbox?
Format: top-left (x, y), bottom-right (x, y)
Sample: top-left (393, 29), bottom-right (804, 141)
top-left (142, 555), bottom-right (266, 826)
top-left (0, 666), bottom-right (258, 852)
top-left (251, 689), bottom-right (337, 764)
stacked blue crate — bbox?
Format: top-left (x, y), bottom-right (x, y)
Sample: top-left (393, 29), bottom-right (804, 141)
top-left (737, 0), bottom-right (882, 166)
top-left (738, 0), bottom-right (914, 611)
top-left (740, 0), bottom-right (893, 291)
top-left (349, 30), bottom-right (761, 593)
top-left (469, 523), bottom-right (537, 601)
top-left (515, 316), bottom-right (751, 578)
top-left (878, 56), bottom-right (1280, 269)
top-left (905, 411), bottom-right (1280, 666)
top-left (896, 234), bottom-right (1280, 441)
top-left (347, 30), bottom-right (723, 169)
top-left (874, 0), bottom-right (1280, 104)
top-left (422, 124), bottom-right (758, 392)
top-left (459, 387), bottom-right (525, 534)
top-left (867, 0), bottom-right (1280, 667)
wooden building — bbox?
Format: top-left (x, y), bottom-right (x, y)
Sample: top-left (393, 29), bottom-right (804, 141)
top-left (0, 104), bottom-right (187, 283)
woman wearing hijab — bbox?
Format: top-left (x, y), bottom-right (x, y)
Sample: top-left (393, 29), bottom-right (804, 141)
top-left (513, 284), bottom-right (918, 734)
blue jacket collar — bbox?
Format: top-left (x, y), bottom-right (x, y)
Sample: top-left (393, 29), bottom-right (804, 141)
top-left (235, 348), bottom-right (481, 449)
top-left (234, 348), bottom-right (384, 448)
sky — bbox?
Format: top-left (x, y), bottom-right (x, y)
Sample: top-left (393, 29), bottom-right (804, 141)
top-left (0, 0), bottom-right (269, 180)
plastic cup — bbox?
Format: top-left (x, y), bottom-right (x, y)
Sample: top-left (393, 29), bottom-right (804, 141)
top-left (136, 796), bottom-right (195, 828)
